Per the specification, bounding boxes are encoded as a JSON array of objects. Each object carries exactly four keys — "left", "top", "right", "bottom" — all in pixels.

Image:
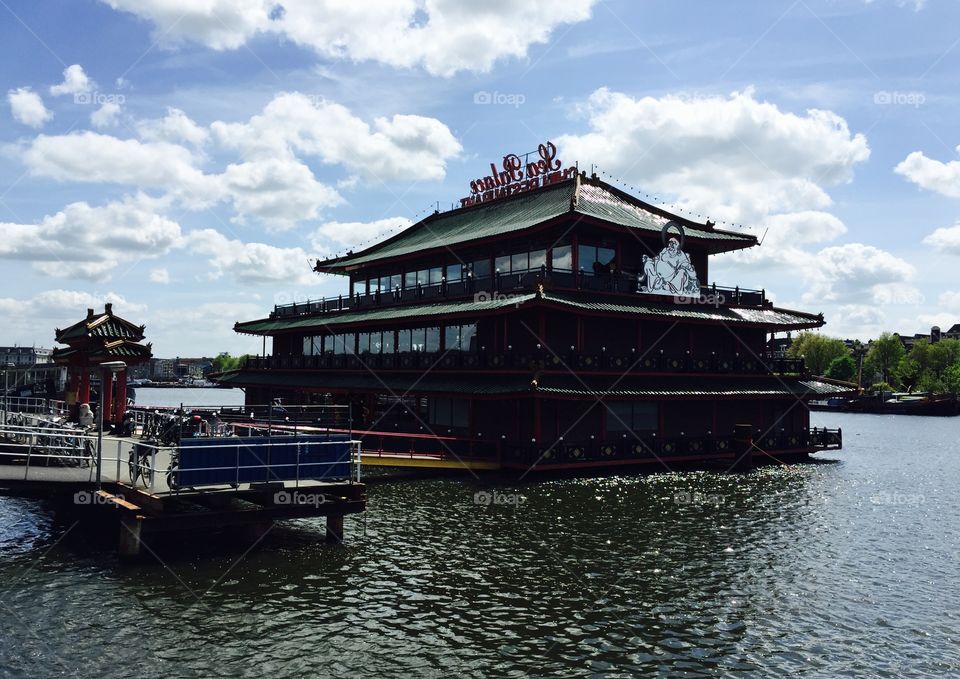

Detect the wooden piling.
[{"left": 326, "top": 514, "right": 344, "bottom": 543}]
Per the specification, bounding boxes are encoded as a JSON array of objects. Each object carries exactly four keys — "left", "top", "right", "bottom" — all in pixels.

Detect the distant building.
[
  {"left": 944, "top": 323, "right": 960, "bottom": 341},
  {"left": 0, "top": 346, "right": 53, "bottom": 366}
]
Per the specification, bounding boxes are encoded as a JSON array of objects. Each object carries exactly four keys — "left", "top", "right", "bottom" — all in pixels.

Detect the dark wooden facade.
[{"left": 219, "top": 174, "right": 848, "bottom": 470}]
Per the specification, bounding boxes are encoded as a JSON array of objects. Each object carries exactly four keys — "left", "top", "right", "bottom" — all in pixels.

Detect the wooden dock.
[{"left": 0, "top": 420, "right": 366, "bottom": 558}]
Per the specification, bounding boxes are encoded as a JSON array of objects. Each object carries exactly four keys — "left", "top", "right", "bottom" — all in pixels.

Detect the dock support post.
[
  {"left": 326, "top": 514, "right": 344, "bottom": 544},
  {"left": 731, "top": 423, "right": 754, "bottom": 472},
  {"left": 119, "top": 515, "right": 143, "bottom": 558}
]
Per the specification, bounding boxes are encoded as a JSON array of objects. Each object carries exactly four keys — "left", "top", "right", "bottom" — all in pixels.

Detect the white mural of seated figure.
[{"left": 640, "top": 223, "right": 701, "bottom": 296}]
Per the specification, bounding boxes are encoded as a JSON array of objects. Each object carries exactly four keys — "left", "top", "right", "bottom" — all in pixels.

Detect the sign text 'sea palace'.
[{"left": 460, "top": 141, "right": 579, "bottom": 208}]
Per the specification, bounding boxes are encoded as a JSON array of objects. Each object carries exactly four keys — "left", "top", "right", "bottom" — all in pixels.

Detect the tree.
[
  {"left": 825, "top": 355, "right": 857, "bottom": 381},
  {"left": 896, "top": 355, "right": 921, "bottom": 393},
  {"left": 787, "top": 333, "right": 851, "bottom": 375},
  {"left": 945, "top": 362, "right": 960, "bottom": 396},
  {"left": 863, "top": 333, "right": 905, "bottom": 385},
  {"left": 212, "top": 352, "right": 247, "bottom": 373}
]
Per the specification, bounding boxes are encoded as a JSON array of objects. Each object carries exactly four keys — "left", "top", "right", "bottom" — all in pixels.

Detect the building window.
[
  {"left": 551, "top": 244, "right": 573, "bottom": 272},
  {"left": 578, "top": 244, "right": 616, "bottom": 275},
  {"left": 302, "top": 336, "right": 322, "bottom": 355},
  {"left": 447, "top": 263, "right": 463, "bottom": 282},
  {"left": 444, "top": 323, "right": 478, "bottom": 351},
  {"left": 381, "top": 330, "right": 395, "bottom": 354},
  {"left": 605, "top": 402, "right": 658, "bottom": 434},
  {"left": 428, "top": 397, "right": 470, "bottom": 428},
  {"left": 397, "top": 329, "right": 412, "bottom": 353},
  {"left": 425, "top": 326, "right": 441, "bottom": 352},
  {"left": 472, "top": 258, "right": 491, "bottom": 279}
]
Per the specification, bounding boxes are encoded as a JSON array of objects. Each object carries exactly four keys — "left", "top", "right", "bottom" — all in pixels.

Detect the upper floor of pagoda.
[{"left": 316, "top": 172, "right": 756, "bottom": 287}]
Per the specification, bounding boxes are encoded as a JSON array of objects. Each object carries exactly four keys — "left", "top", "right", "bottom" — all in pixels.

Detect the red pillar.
[
  {"left": 114, "top": 369, "right": 127, "bottom": 424},
  {"left": 79, "top": 368, "right": 91, "bottom": 405},
  {"left": 102, "top": 370, "right": 114, "bottom": 426}
]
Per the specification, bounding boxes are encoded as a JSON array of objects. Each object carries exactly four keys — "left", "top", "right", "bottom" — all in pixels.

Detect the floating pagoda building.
[{"left": 218, "top": 146, "right": 848, "bottom": 471}]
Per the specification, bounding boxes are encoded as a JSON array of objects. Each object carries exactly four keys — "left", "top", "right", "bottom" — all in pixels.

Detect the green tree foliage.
[
  {"left": 825, "top": 355, "right": 857, "bottom": 381},
  {"left": 211, "top": 352, "right": 248, "bottom": 373},
  {"left": 894, "top": 339, "right": 960, "bottom": 393},
  {"left": 787, "top": 333, "right": 851, "bottom": 375},
  {"left": 945, "top": 363, "right": 960, "bottom": 396},
  {"left": 863, "top": 333, "right": 905, "bottom": 385}
]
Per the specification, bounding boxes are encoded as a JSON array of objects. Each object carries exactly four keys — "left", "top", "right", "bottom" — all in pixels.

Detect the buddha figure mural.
[{"left": 640, "top": 223, "right": 701, "bottom": 296}]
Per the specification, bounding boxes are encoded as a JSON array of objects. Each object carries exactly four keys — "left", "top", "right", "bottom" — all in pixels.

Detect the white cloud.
[
  {"left": 23, "top": 131, "right": 219, "bottom": 208},
  {"left": 185, "top": 229, "right": 319, "bottom": 285},
  {"left": 557, "top": 87, "right": 870, "bottom": 226},
  {"left": 923, "top": 222, "right": 960, "bottom": 254},
  {"left": 310, "top": 217, "right": 412, "bottom": 257},
  {"left": 49, "top": 65, "right": 93, "bottom": 97},
  {"left": 91, "top": 102, "right": 122, "bottom": 128},
  {"left": 210, "top": 92, "right": 461, "bottom": 181},
  {"left": 895, "top": 146, "right": 960, "bottom": 198},
  {"left": 0, "top": 194, "right": 183, "bottom": 281},
  {"left": 149, "top": 267, "right": 170, "bottom": 284},
  {"left": 20, "top": 94, "right": 454, "bottom": 227},
  {"left": 221, "top": 157, "right": 343, "bottom": 230},
  {"left": 0, "top": 289, "right": 145, "bottom": 322},
  {"left": 7, "top": 88, "right": 53, "bottom": 128},
  {"left": 137, "top": 107, "right": 209, "bottom": 146},
  {"left": 803, "top": 243, "right": 916, "bottom": 304},
  {"left": 100, "top": 0, "right": 597, "bottom": 76}
]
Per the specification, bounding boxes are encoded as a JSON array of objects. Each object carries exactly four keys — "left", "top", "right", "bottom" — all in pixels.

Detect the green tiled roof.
[
  {"left": 215, "top": 369, "right": 852, "bottom": 399},
  {"left": 56, "top": 313, "right": 145, "bottom": 343},
  {"left": 316, "top": 177, "right": 755, "bottom": 271},
  {"left": 234, "top": 291, "right": 822, "bottom": 335},
  {"left": 235, "top": 294, "right": 537, "bottom": 334},
  {"left": 543, "top": 293, "right": 824, "bottom": 328}
]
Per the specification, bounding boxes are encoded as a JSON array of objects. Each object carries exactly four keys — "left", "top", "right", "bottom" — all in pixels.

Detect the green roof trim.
[
  {"left": 215, "top": 370, "right": 852, "bottom": 399},
  {"left": 234, "top": 291, "right": 822, "bottom": 336},
  {"left": 235, "top": 294, "right": 537, "bottom": 334},
  {"left": 316, "top": 177, "right": 756, "bottom": 271}
]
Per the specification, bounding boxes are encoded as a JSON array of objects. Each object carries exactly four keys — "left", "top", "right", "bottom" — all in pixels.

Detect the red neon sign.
[{"left": 460, "top": 141, "right": 577, "bottom": 208}]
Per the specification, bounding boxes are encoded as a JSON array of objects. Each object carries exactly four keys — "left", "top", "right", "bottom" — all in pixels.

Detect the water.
[
  {"left": 0, "top": 412, "right": 958, "bottom": 677},
  {"left": 133, "top": 387, "right": 245, "bottom": 408}
]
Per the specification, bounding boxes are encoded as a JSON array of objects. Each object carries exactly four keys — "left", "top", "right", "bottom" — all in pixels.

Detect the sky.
[{"left": 2, "top": 0, "right": 960, "bottom": 356}]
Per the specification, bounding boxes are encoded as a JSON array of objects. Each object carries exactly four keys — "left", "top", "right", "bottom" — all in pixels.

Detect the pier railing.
[
  {"left": 245, "top": 352, "right": 806, "bottom": 376},
  {"left": 0, "top": 420, "right": 362, "bottom": 493}
]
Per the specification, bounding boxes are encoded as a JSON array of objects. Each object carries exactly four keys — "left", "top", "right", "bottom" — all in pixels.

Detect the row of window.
[
  {"left": 303, "top": 323, "right": 479, "bottom": 355},
  {"left": 358, "top": 242, "right": 617, "bottom": 294}
]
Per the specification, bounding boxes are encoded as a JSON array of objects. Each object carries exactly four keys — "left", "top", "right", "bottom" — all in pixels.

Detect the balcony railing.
[
  {"left": 269, "top": 269, "right": 768, "bottom": 320},
  {"left": 244, "top": 352, "right": 806, "bottom": 376}
]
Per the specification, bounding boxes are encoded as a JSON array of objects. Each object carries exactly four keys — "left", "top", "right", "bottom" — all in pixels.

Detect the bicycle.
[{"left": 128, "top": 440, "right": 156, "bottom": 487}]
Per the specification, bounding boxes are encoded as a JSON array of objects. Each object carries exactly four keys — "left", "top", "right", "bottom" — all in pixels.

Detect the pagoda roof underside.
[
  {"left": 316, "top": 177, "right": 756, "bottom": 272},
  {"left": 234, "top": 292, "right": 824, "bottom": 335},
  {"left": 52, "top": 339, "right": 152, "bottom": 364},
  {"left": 215, "top": 370, "right": 853, "bottom": 399}
]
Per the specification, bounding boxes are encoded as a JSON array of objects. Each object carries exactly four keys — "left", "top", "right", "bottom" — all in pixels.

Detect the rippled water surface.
[{"left": 1, "top": 412, "right": 958, "bottom": 677}]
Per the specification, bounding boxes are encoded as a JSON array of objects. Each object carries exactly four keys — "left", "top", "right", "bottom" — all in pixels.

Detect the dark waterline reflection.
[{"left": 0, "top": 412, "right": 958, "bottom": 677}]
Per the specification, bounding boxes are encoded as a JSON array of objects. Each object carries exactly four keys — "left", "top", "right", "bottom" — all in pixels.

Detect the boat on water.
[{"left": 810, "top": 392, "right": 960, "bottom": 416}]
